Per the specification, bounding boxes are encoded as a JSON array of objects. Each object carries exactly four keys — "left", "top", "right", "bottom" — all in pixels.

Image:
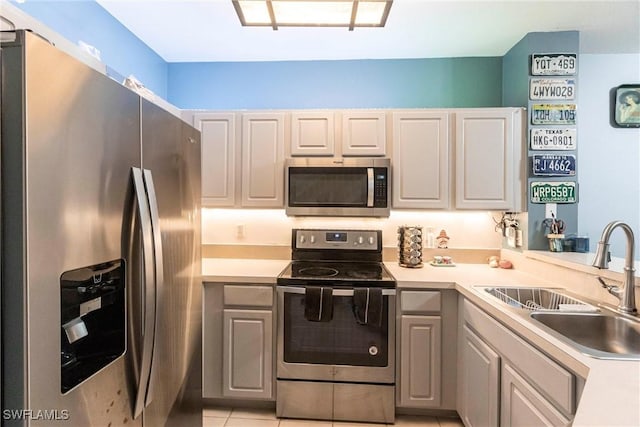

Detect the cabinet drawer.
[
  {"left": 401, "top": 291, "right": 441, "bottom": 313},
  {"left": 224, "top": 285, "right": 273, "bottom": 307},
  {"left": 463, "top": 300, "right": 575, "bottom": 416}
]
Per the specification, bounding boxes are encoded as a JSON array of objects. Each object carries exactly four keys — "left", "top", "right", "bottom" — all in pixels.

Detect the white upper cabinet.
[
  {"left": 341, "top": 111, "right": 387, "bottom": 156},
  {"left": 454, "top": 108, "right": 525, "bottom": 211},
  {"left": 193, "top": 112, "right": 237, "bottom": 207},
  {"left": 241, "top": 112, "right": 285, "bottom": 207},
  {"left": 392, "top": 111, "right": 450, "bottom": 209},
  {"left": 290, "top": 111, "right": 335, "bottom": 156}
]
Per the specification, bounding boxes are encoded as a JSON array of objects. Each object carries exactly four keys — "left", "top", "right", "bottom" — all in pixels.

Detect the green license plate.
[{"left": 530, "top": 182, "right": 577, "bottom": 203}]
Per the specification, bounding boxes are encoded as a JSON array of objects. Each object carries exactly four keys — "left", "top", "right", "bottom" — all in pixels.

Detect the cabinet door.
[
  {"left": 501, "top": 363, "right": 571, "bottom": 427},
  {"left": 341, "top": 111, "right": 387, "bottom": 156},
  {"left": 194, "top": 112, "right": 236, "bottom": 206},
  {"left": 399, "top": 315, "right": 441, "bottom": 408},
  {"left": 222, "top": 309, "right": 273, "bottom": 399},
  {"left": 392, "top": 111, "right": 450, "bottom": 208},
  {"left": 241, "top": 113, "right": 285, "bottom": 207},
  {"left": 458, "top": 325, "right": 500, "bottom": 427},
  {"left": 291, "top": 111, "right": 335, "bottom": 156},
  {"left": 454, "top": 108, "right": 524, "bottom": 210}
]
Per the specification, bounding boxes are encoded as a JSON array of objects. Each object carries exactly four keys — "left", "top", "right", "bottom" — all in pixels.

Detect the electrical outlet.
[{"left": 545, "top": 203, "right": 557, "bottom": 219}]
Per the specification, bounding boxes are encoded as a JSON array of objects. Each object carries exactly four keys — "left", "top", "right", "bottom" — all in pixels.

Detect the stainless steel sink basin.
[
  {"left": 481, "top": 287, "right": 595, "bottom": 311},
  {"left": 530, "top": 311, "right": 640, "bottom": 360}
]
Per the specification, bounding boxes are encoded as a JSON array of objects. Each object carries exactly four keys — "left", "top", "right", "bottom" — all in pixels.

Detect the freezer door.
[
  {"left": 1, "top": 31, "right": 142, "bottom": 426},
  {"left": 140, "top": 99, "right": 202, "bottom": 427}
]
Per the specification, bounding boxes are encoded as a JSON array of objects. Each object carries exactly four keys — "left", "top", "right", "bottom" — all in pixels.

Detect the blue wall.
[
  {"left": 10, "top": 0, "right": 168, "bottom": 98},
  {"left": 168, "top": 57, "right": 503, "bottom": 109},
  {"left": 10, "top": 1, "right": 503, "bottom": 109}
]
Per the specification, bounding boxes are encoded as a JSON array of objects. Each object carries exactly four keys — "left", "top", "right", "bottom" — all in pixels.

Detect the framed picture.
[{"left": 614, "top": 84, "right": 640, "bottom": 127}]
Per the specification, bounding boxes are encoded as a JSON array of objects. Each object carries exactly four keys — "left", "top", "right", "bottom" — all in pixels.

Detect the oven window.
[
  {"left": 288, "top": 168, "right": 367, "bottom": 207},
  {"left": 283, "top": 293, "right": 388, "bottom": 367}
]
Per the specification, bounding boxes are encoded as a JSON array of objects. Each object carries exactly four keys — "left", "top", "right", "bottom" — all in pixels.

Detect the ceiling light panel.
[
  {"left": 233, "top": 0, "right": 393, "bottom": 29},
  {"left": 273, "top": 2, "right": 353, "bottom": 25}
]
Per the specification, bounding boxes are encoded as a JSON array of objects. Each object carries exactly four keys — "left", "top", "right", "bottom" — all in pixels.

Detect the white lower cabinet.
[
  {"left": 397, "top": 290, "right": 457, "bottom": 411},
  {"left": 501, "top": 363, "right": 571, "bottom": 427},
  {"left": 457, "top": 298, "right": 579, "bottom": 427},
  {"left": 458, "top": 325, "right": 500, "bottom": 427},
  {"left": 223, "top": 309, "right": 273, "bottom": 399},
  {"left": 399, "top": 315, "right": 442, "bottom": 407},
  {"left": 203, "top": 284, "right": 274, "bottom": 400}
]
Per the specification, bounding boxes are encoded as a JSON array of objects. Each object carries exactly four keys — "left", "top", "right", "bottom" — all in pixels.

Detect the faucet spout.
[{"left": 592, "top": 221, "right": 636, "bottom": 315}]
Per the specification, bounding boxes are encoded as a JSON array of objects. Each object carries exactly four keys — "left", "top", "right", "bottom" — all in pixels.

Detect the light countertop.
[
  {"left": 202, "top": 258, "right": 289, "bottom": 284},
  {"left": 202, "top": 258, "right": 640, "bottom": 426}
]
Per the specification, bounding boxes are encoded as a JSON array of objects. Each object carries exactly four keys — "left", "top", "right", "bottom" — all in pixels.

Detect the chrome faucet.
[{"left": 592, "top": 221, "right": 637, "bottom": 315}]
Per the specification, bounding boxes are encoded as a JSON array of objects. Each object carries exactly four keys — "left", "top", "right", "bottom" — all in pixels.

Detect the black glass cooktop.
[{"left": 277, "top": 261, "right": 396, "bottom": 288}]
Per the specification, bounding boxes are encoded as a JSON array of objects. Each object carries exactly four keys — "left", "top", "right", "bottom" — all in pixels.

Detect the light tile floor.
[{"left": 203, "top": 407, "right": 464, "bottom": 427}]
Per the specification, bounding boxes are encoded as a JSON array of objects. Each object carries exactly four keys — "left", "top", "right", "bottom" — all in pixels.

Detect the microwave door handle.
[{"left": 367, "top": 168, "right": 374, "bottom": 207}]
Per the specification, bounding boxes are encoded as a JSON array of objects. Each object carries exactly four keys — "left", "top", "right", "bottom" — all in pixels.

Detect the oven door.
[{"left": 276, "top": 286, "right": 395, "bottom": 384}]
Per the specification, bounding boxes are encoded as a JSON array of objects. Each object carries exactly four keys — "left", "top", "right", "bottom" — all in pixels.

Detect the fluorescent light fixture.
[{"left": 232, "top": 0, "right": 393, "bottom": 31}]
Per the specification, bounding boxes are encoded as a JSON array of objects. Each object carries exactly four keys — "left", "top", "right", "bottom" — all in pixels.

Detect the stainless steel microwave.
[{"left": 285, "top": 158, "right": 391, "bottom": 217}]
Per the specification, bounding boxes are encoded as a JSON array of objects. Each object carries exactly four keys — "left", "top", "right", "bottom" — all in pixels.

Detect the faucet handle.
[{"left": 597, "top": 277, "right": 622, "bottom": 299}]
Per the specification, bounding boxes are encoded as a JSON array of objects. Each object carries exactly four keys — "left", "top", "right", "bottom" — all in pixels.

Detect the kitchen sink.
[
  {"left": 530, "top": 311, "right": 640, "bottom": 360},
  {"left": 476, "top": 286, "right": 640, "bottom": 359},
  {"left": 481, "top": 287, "right": 596, "bottom": 311}
]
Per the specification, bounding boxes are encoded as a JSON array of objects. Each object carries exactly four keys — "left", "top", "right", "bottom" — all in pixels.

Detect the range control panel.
[{"left": 294, "top": 229, "right": 380, "bottom": 250}]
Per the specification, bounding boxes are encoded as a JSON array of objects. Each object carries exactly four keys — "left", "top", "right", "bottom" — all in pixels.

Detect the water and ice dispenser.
[{"left": 60, "top": 259, "right": 126, "bottom": 393}]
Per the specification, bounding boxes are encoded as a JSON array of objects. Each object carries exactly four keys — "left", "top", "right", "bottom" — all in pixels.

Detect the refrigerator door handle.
[
  {"left": 129, "top": 167, "right": 158, "bottom": 419},
  {"left": 141, "top": 169, "right": 164, "bottom": 408}
]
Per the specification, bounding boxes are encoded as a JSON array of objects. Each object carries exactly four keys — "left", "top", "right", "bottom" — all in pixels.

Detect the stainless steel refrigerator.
[{"left": 1, "top": 30, "right": 202, "bottom": 427}]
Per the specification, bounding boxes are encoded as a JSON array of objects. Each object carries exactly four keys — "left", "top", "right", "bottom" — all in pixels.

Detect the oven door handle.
[{"left": 278, "top": 286, "right": 396, "bottom": 296}]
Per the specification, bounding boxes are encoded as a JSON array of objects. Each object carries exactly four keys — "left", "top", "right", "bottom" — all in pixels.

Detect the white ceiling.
[{"left": 97, "top": 0, "right": 640, "bottom": 62}]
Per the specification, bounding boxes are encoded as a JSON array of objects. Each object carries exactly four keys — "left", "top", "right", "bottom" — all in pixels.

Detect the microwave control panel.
[{"left": 373, "top": 168, "right": 388, "bottom": 207}]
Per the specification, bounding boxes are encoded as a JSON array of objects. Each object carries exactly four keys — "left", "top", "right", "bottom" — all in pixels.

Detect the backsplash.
[{"left": 202, "top": 209, "right": 504, "bottom": 249}]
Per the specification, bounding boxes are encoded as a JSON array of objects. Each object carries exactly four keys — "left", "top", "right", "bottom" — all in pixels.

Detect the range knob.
[
  {"left": 368, "top": 236, "right": 375, "bottom": 245},
  {"left": 310, "top": 235, "right": 316, "bottom": 244},
  {"left": 299, "top": 235, "right": 306, "bottom": 244},
  {"left": 358, "top": 236, "right": 364, "bottom": 245}
]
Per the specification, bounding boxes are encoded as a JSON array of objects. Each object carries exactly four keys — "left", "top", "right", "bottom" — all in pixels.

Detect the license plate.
[
  {"left": 530, "top": 182, "right": 577, "bottom": 203},
  {"left": 530, "top": 128, "right": 577, "bottom": 150},
  {"left": 531, "top": 104, "right": 576, "bottom": 125},
  {"left": 530, "top": 78, "right": 576, "bottom": 100},
  {"left": 532, "top": 155, "right": 576, "bottom": 176},
  {"left": 531, "top": 53, "right": 577, "bottom": 75}
]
